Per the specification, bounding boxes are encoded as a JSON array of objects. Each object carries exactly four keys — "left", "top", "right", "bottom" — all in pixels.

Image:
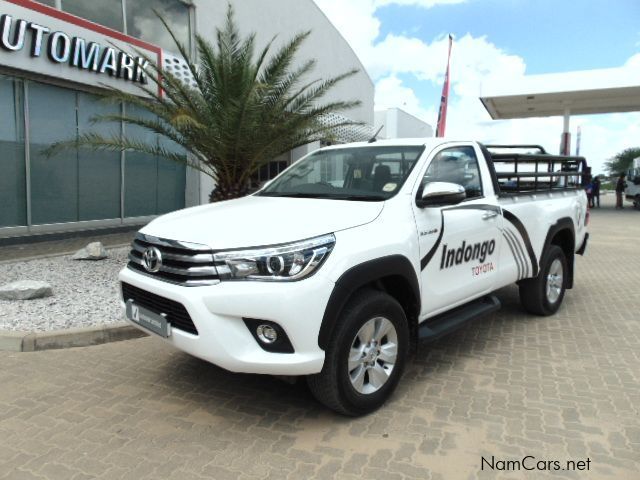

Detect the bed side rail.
[{"left": 483, "top": 145, "right": 589, "bottom": 195}]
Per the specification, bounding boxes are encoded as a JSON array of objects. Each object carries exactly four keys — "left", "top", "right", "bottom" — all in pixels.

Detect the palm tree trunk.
[{"left": 209, "top": 180, "right": 251, "bottom": 202}]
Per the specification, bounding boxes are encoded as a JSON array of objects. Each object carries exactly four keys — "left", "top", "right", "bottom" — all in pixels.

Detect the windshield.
[{"left": 258, "top": 145, "right": 425, "bottom": 201}]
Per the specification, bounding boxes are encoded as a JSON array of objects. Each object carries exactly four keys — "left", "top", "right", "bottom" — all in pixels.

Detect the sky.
[{"left": 313, "top": 0, "right": 640, "bottom": 174}]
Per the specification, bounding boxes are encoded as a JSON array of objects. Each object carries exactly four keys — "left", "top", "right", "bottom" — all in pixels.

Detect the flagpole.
[{"left": 436, "top": 34, "right": 453, "bottom": 137}]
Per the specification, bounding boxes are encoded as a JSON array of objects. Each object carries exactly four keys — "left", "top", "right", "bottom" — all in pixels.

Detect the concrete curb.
[{"left": 0, "top": 322, "right": 148, "bottom": 352}]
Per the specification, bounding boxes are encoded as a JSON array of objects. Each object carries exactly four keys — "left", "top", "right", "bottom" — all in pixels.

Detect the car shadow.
[{"left": 143, "top": 284, "right": 540, "bottom": 419}]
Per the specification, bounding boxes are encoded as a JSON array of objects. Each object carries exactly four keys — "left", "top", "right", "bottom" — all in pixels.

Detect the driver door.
[{"left": 412, "top": 144, "right": 502, "bottom": 318}]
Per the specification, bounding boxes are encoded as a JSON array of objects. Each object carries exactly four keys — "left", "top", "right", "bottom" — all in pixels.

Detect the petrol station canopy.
[{"left": 480, "top": 66, "right": 640, "bottom": 119}]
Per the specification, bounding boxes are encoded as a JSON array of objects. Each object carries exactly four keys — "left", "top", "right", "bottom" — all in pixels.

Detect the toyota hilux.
[{"left": 120, "top": 139, "right": 589, "bottom": 415}]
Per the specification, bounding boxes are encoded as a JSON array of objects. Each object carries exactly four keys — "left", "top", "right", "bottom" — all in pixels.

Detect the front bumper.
[{"left": 119, "top": 267, "right": 334, "bottom": 375}]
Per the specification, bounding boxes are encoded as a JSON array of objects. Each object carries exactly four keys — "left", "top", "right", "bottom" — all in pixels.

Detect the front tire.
[
  {"left": 519, "top": 245, "right": 568, "bottom": 316},
  {"left": 307, "top": 289, "right": 409, "bottom": 416}
]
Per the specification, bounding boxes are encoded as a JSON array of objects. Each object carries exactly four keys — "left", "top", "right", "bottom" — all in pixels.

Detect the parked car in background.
[{"left": 625, "top": 157, "right": 640, "bottom": 209}]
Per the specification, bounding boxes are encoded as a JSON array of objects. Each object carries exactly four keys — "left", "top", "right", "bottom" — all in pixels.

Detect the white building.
[
  {"left": 0, "top": 0, "right": 374, "bottom": 238},
  {"left": 374, "top": 108, "right": 433, "bottom": 139}
]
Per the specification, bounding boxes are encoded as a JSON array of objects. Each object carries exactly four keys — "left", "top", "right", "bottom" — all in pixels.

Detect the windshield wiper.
[
  {"left": 257, "top": 192, "right": 325, "bottom": 198},
  {"left": 257, "top": 192, "right": 387, "bottom": 201},
  {"left": 329, "top": 194, "right": 387, "bottom": 201}
]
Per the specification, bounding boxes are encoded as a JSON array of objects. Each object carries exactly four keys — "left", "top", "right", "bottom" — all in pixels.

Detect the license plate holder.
[{"left": 126, "top": 300, "right": 171, "bottom": 338}]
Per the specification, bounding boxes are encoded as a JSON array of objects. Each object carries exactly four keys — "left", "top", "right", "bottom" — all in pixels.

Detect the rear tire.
[
  {"left": 307, "top": 289, "right": 409, "bottom": 416},
  {"left": 519, "top": 245, "right": 567, "bottom": 316}
]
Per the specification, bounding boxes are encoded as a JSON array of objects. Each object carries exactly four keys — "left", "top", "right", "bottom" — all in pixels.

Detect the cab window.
[{"left": 420, "top": 146, "right": 483, "bottom": 199}]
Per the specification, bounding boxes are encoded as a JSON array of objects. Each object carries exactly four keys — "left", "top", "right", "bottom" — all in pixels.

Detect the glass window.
[
  {"left": 0, "top": 77, "right": 27, "bottom": 227},
  {"left": 259, "top": 146, "right": 424, "bottom": 201},
  {"left": 157, "top": 132, "right": 186, "bottom": 214},
  {"left": 124, "top": 104, "right": 158, "bottom": 217},
  {"left": 421, "top": 146, "right": 483, "bottom": 199},
  {"left": 252, "top": 154, "right": 290, "bottom": 189},
  {"left": 34, "top": 0, "right": 56, "bottom": 7},
  {"left": 1, "top": 76, "right": 188, "bottom": 230},
  {"left": 157, "top": 157, "right": 185, "bottom": 214},
  {"left": 62, "top": 0, "right": 124, "bottom": 32},
  {"left": 123, "top": 105, "right": 186, "bottom": 217},
  {"left": 77, "top": 93, "right": 122, "bottom": 221},
  {"left": 29, "top": 82, "right": 79, "bottom": 225},
  {"left": 126, "top": 0, "right": 191, "bottom": 51}
]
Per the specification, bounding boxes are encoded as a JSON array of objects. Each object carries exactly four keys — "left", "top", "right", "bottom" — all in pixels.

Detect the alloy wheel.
[{"left": 347, "top": 316, "right": 398, "bottom": 394}]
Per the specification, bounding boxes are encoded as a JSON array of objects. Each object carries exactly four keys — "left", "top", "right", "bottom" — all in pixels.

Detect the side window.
[{"left": 421, "top": 146, "right": 483, "bottom": 199}]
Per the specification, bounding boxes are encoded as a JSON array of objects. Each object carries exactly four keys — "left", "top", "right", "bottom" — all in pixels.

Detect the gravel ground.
[{"left": 0, "top": 247, "right": 129, "bottom": 332}]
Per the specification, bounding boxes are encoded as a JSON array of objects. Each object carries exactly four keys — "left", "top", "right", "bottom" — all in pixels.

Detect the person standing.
[
  {"left": 592, "top": 176, "right": 601, "bottom": 208},
  {"left": 585, "top": 176, "right": 594, "bottom": 208},
  {"left": 616, "top": 173, "right": 627, "bottom": 209}
]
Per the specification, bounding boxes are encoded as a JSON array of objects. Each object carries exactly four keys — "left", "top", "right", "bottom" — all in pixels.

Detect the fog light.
[
  {"left": 256, "top": 324, "right": 278, "bottom": 344},
  {"left": 244, "top": 318, "right": 294, "bottom": 353}
]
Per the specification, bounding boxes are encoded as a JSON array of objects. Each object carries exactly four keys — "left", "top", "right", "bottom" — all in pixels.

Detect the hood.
[{"left": 141, "top": 195, "right": 384, "bottom": 249}]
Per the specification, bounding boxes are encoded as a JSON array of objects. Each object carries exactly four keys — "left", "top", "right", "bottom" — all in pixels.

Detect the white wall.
[
  {"left": 291, "top": 141, "right": 322, "bottom": 163},
  {"left": 374, "top": 111, "right": 391, "bottom": 139},
  {"left": 199, "top": 172, "right": 216, "bottom": 205},
  {"left": 374, "top": 108, "right": 433, "bottom": 139}
]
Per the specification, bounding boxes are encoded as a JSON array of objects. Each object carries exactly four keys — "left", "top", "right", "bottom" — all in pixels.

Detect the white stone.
[
  {"left": 0, "top": 280, "right": 53, "bottom": 300},
  {"left": 72, "top": 242, "right": 108, "bottom": 261}
]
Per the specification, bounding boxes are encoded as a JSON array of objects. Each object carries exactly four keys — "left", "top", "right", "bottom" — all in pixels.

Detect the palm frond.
[
  {"left": 258, "top": 31, "right": 311, "bottom": 88},
  {"left": 50, "top": 3, "right": 363, "bottom": 202}
]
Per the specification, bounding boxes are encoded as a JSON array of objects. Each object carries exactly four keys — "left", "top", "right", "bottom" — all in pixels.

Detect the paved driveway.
[{"left": 1, "top": 195, "right": 638, "bottom": 480}]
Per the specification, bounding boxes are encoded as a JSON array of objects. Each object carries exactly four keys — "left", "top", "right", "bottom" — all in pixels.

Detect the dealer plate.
[{"left": 126, "top": 300, "right": 171, "bottom": 338}]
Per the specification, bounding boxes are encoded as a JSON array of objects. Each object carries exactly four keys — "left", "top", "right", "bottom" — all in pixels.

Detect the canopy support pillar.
[{"left": 560, "top": 107, "right": 571, "bottom": 155}]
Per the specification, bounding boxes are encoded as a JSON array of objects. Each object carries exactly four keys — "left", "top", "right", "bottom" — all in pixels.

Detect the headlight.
[{"left": 213, "top": 234, "right": 335, "bottom": 281}]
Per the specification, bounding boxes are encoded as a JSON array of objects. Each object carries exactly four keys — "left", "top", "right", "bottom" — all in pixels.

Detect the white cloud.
[
  {"left": 573, "top": 112, "right": 640, "bottom": 173},
  {"left": 314, "top": 0, "right": 640, "bottom": 174},
  {"left": 374, "top": 74, "right": 436, "bottom": 122},
  {"left": 314, "top": 0, "right": 380, "bottom": 57},
  {"left": 353, "top": 30, "right": 529, "bottom": 141},
  {"left": 624, "top": 52, "right": 640, "bottom": 71}
]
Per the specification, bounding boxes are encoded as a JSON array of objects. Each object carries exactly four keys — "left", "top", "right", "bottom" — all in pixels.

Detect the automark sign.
[
  {"left": 0, "top": 14, "right": 149, "bottom": 83},
  {"left": 0, "top": 0, "right": 161, "bottom": 95}
]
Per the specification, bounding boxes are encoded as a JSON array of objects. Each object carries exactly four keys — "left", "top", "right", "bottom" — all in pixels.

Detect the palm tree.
[
  {"left": 605, "top": 147, "right": 640, "bottom": 176},
  {"left": 49, "top": 5, "right": 362, "bottom": 202}
]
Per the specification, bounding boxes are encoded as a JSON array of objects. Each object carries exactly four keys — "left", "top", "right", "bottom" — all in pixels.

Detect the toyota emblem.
[{"left": 142, "top": 246, "right": 163, "bottom": 273}]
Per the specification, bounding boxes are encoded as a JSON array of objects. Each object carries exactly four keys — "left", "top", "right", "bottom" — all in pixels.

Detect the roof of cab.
[{"left": 320, "top": 138, "right": 475, "bottom": 150}]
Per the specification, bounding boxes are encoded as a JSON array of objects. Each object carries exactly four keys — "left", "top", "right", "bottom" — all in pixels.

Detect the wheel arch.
[
  {"left": 542, "top": 218, "right": 575, "bottom": 289},
  {"left": 318, "top": 255, "right": 420, "bottom": 351}
]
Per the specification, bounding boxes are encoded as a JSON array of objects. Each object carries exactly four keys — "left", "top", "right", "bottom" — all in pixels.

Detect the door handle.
[{"left": 482, "top": 211, "right": 498, "bottom": 220}]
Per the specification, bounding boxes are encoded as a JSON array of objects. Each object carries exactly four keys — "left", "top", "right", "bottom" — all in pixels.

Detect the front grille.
[
  {"left": 121, "top": 282, "right": 198, "bottom": 335},
  {"left": 127, "top": 233, "right": 219, "bottom": 286}
]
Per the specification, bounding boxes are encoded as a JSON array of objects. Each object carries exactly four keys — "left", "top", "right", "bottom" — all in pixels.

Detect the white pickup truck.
[{"left": 120, "top": 139, "right": 589, "bottom": 415}]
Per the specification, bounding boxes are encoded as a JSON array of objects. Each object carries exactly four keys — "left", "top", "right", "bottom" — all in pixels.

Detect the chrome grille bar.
[
  {"left": 127, "top": 233, "right": 220, "bottom": 287},
  {"left": 130, "top": 242, "right": 215, "bottom": 263}
]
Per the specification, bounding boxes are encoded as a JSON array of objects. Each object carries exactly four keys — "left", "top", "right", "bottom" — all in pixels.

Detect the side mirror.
[{"left": 416, "top": 182, "right": 466, "bottom": 208}]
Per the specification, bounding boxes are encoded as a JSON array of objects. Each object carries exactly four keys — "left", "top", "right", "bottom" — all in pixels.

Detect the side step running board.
[{"left": 418, "top": 294, "right": 501, "bottom": 342}]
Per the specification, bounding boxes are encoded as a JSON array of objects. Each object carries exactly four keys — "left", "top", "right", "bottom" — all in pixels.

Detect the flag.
[{"left": 436, "top": 35, "right": 453, "bottom": 137}]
